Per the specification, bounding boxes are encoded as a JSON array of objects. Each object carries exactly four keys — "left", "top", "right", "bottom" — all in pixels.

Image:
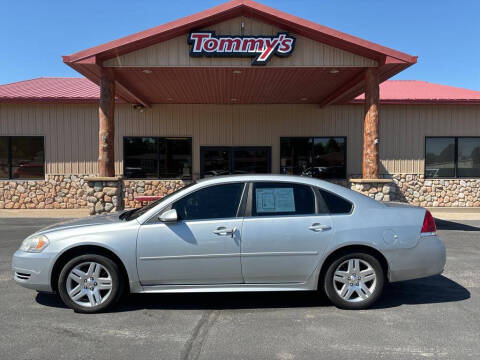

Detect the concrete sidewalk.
[
  {"left": 0, "top": 207, "right": 479, "bottom": 220},
  {"left": 0, "top": 209, "right": 90, "bottom": 218},
  {"left": 428, "top": 207, "right": 480, "bottom": 221}
]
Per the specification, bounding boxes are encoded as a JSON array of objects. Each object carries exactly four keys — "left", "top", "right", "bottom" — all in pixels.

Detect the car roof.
[
  {"left": 197, "top": 173, "right": 311, "bottom": 184},
  {"left": 196, "top": 174, "right": 347, "bottom": 192}
]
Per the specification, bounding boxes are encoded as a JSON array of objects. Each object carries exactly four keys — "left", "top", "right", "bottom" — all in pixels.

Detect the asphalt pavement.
[{"left": 0, "top": 217, "right": 479, "bottom": 360}]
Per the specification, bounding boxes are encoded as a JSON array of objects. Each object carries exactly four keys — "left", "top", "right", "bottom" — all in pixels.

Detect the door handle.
[
  {"left": 213, "top": 226, "right": 237, "bottom": 237},
  {"left": 309, "top": 223, "right": 331, "bottom": 232}
]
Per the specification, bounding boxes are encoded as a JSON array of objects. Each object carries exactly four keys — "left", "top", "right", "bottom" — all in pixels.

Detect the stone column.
[{"left": 85, "top": 177, "right": 124, "bottom": 215}]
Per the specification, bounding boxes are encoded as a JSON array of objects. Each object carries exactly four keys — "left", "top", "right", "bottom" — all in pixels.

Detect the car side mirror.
[{"left": 158, "top": 209, "right": 178, "bottom": 222}]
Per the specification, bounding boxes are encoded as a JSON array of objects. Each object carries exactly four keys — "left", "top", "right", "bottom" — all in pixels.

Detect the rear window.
[
  {"left": 319, "top": 189, "right": 353, "bottom": 214},
  {"left": 252, "top": 182, "right": 315, "bottom": 216}
]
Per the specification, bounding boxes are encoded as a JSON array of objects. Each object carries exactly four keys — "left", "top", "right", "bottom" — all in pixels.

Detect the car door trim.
[
  {"left": 146, "top": 181, "right": 247, "bottom": 224},
  {"left": 139, "top": 253, "right": 242, "bottom": 261},
  {"left": 242, "top": 251, "right": 319, "bottom": 257},
  {"left": 140, "top": 250, "right": 319, "bottom": 261}
]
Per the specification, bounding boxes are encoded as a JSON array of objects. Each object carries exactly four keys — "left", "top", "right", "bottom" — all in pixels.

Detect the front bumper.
[
  {"left": 12, "top": 250, "right": 55, "bottom": 292},
  {"left": 387, "top": 234, "right": 446, "bottom": 282}
]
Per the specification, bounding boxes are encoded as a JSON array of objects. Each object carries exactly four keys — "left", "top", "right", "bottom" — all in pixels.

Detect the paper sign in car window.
[
  {"left": 274, "top": 188, "right": 295, "bottom": 212},
  {"left": 256, "top": 187, "right": 295, "bottom": 213}
]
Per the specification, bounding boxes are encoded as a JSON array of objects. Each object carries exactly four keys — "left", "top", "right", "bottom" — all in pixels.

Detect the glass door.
[{"left": 200, "top": 146, "right": 271, "bottom": 177}]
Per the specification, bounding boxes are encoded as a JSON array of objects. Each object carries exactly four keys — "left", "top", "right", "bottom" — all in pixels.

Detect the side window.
[
  {"left": 319, "top": 189, "right": 353, "bottom": 214},
  {"left": 252, "top": 182, "right": 315, "bottom": 217},
  {"left": 172, "top": 183, "right": 244, "bottom": 220}
]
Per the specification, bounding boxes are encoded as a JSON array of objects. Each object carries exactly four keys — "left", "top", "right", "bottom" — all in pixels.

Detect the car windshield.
[{"left": 122, "top": 181, "right": 197, "bottom": 221}]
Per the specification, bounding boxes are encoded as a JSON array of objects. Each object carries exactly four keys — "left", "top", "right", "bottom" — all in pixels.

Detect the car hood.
[{"left": 33, "top": 212, "right": 125, "bottom": 236}]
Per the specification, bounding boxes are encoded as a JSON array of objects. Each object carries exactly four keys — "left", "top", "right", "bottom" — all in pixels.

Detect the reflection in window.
[
  {"left": 233, "top": 148, "right": 270, "bottom": 174},
  {"left": 0, "top": 137, "right": 8, "bottom": 179},
  {"left": 458, "top": 138, "right": 480, "bottom": 177},
  {"left": 0, "top": 136, "right": 44, "bottom": 180},
  {"left": 201, "top": 147, "right": 271, "bottom": 177},
  {"left": 172, "top": 183, "right": 244, "bottom": 220},
  {"left": 319, "top": 189, "right": 353, "bottom": 214},
  {"left": 280, "top": 137, "right": 346, "bottom": 179},
  {"left": 425, "top": 138, "right": 455, "bottom": 178},
  {"left": 425, "top": 137, "right": 480, "bottom": 178},
  {"left": 124, "top": 137, "right": 192, "bottom": 179}
]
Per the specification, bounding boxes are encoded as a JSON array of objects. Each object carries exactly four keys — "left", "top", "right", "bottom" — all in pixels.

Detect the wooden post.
[
  {"left": 98, "top": 68, "right": 115, "bottom": 177},
  {"left": 362, "top": 68, "right": 380, "bottom": 179}
]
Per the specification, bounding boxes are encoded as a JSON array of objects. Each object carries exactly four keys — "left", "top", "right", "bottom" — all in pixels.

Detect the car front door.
[
  {"left": 241, "top": 182, "right": 333, "bottom": 283},
  {"left": 136, "top": 182, "right": 246, "bottom": 285}
]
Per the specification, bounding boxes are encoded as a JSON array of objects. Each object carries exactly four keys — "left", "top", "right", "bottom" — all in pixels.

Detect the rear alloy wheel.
[
  {"left": 58, "top": 254, "right": 124, "bottom": 313},
  {"left": 324, "top": 252, "right": 384, "bottom": 309}
]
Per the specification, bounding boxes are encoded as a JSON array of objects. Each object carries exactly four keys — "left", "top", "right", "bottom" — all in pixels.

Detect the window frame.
[
  {"left": 123, "top": 136, "right": 193, "bottom": 180},
  {"left": 160, "top": 182, "right": 248, "bottom": 222},
  {"left": 425, "top": 136, "right": 480, "bottom": 179},
  {"left": 279, "top": 136, "right": 347, "bottom": 179},
  {"left": 245, "top": 181, "right": 322, "bottom": 218},
  {"left": 315, "top": 187, "right": 354, "bottom": 215},
  {"left": 0, "top": 135, "right": 45, "bottom": 180}
]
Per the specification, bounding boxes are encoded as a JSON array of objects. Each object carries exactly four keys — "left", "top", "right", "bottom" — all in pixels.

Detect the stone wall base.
[
  {"left": 390, "top": 174, "right": 480, "bottom": 207},
  {"left": 0, "top": 175, "right": 89, "bottom": 209},
  {"left": 349, "top": 178, "right": 396, "bottom": 202},
  {"left": 1, "top": 174, "right": 479, "bottom": 212},
  {"left": 85, "top": 177, "right": 124, "bottom": 215},
  {"left": 348, "top": 174, "right": 480, "bottom": 207},
  {"left": 123, "top": 180, "right": 187, "bottom": 208}
]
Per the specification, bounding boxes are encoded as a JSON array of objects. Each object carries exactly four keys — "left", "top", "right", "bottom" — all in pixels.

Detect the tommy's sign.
[{"left": 188, "top": 31, "right": 296, "bottom": 65}]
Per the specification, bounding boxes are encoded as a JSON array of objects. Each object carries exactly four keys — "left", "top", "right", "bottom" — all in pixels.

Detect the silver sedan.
[{"left": 12, "top": 175, "right": 446, "bottom": 312}]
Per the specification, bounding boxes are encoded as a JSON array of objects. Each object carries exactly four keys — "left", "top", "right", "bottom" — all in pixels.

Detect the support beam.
[
  {"left": 98, "top": 68, "right": 116, "bottom": 177},
  {"left": 362, "top": 68, "right": 380, "bottom": 179}
]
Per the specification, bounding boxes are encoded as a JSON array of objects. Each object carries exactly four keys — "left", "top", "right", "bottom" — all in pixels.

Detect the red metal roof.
[
  {"left": 0, "top": 77, "right": 103, "bottom": 104},
  {"left": 1, "top": 78, "right": 479, "bottom": 104},
  {"left": 353, "top": 80, "right": 480, "bottom": 104}
]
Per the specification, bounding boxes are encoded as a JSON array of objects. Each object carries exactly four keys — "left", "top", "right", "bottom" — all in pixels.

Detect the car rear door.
[
  {"left": 240, "top": 181, "right": 333, "bottom": 283},
  {"left": 136, "top": 182, "right": 247, "bottom": 285}
]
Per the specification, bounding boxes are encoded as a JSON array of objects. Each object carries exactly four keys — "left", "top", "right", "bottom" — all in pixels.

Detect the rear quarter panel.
[
  {"left": 310, "top": 201, "right": 427, "bottom": 286},
  {"left": 329, "top": 204, "right": 426, "bottom": 252}
]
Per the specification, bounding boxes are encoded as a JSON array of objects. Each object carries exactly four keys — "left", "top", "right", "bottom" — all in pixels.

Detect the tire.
[
  {"left": 58, "top": 254, "right": 124, "bottom": 313},
  {"left": 323, "top": 252, "right": 384, "bottom": 310}
]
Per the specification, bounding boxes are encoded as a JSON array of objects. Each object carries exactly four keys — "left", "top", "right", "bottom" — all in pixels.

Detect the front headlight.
[{"left": 19, "top": 235, "right": 50, "bottom": 253}]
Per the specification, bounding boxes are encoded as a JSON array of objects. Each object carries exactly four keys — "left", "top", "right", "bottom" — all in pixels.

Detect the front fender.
[{"left": 44, "top": 222, "right": 141, "bottom": 292}]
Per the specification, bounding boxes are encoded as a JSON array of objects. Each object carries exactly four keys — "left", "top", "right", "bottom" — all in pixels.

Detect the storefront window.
[
  {"left": 0, "top": 137, "right": 8, "bottom": 179},
  {"left": 425, "top": 137, "right": 480, "bottom": 178},
  {"left": 0, "top": 136, "right": 45, "bottom": 180},
  {"left": 457, "top": 138, "right": 480, "bottom": 177},
  {"left": 280, "top": 137, "right": 346, "bottom": 179},
  {"left": 124, "top": 137, "right": 192, "bottom": 179},
  {"left": 200, "top": 146, "right": 271, "bottom": 177}
]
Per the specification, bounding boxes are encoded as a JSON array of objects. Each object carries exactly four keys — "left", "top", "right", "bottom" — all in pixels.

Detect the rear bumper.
[
  {"left": 387, "top": 234, "right": 446, "bottom": 282},
  {"left": 12, "top": 250, "right": 55, "bottom": 292}
]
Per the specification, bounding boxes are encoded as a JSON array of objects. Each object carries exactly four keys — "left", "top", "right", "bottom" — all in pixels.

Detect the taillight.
[{"left": 421, "top": 210, "right": 437, "bottom": 234}]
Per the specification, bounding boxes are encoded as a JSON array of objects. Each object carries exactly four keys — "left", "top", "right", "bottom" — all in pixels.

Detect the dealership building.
[{"left": 1, "top": 0, "right": 480, "bottom": 213}]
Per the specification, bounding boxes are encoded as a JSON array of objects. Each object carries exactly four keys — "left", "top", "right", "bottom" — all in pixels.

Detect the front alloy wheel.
[
  {"left": 66, "top": 262, "right": 113, "bottom": 308},
  {"left": 58, "top": 254, "right": 123, "bottom": 313},
  {"left": 324, "top": 252, "right": 384, "bottom": 309}
]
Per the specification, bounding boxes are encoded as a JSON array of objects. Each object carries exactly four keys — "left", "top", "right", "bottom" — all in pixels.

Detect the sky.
[{"left": 1, "top": 0, "right": 479, "bottom": 90}]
